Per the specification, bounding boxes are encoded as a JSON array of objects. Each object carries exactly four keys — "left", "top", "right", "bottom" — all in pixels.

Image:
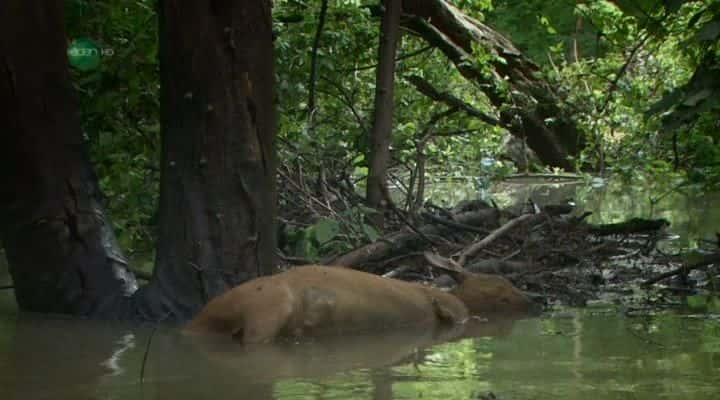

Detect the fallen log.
[{"left": 588, "top": 218, "right": 670, "bottom": 236}]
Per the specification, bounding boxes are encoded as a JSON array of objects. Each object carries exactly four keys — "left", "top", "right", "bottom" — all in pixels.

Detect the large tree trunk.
[
  {"left": 367, "top": 0, "right": 402, "bottom": 220},
  {"left": 402, "top": 0, "right": 584, "bottom": 170},
  {"left": 0, "top": 1, "right": 139, "bottom": 317},
  {"left": 151, "top": 0, "right": 277, "bottom": 318},
  {"left": 0, "top": 1, "right": 277, "bottom": 322}
]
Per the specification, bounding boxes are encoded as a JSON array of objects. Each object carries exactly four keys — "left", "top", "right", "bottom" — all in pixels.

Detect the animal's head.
[
  {"left": 451, "top": 272, "right": 537, "bottom": 316},
  {"left": 423, "top": 251, "right": 544, "bottom": 317}
]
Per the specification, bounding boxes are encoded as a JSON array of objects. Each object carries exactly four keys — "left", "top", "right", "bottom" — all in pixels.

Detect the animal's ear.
[{"left": 423, "top": 252, "right": 470, "bottom": 283}]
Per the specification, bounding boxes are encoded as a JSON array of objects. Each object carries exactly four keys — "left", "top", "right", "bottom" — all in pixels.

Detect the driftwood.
[
  {"left": 457, "top": 214, "right": 542, "bottom": 266},
  {"left": 328, "top": 208, "right": 500, "bottom": 267},
  {"left": 589, "top": 218, "right": 670, "bottom": 236}
]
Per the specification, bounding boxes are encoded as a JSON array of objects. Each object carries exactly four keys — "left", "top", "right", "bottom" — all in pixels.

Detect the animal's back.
[
  {"left": 282, "top": 266, "right": 449, "bottom": 332},
  {"left": 184, "top": 265, "right": 469, "bottom": 341}
]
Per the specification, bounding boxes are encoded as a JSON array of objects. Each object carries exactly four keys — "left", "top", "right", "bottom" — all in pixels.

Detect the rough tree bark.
[
  {"left": 402, "top": 0, "right": 584, "bottom": 169},
  {"left": 367, "top": 0, "right": 402, "bottom": 221},
  {"left": 0, "top": 1, "right": 139, "bottom": 317},
  {"left": 151, "top": 0, "right": 277, "bottom": 318},
  {"left": 0, "top": 1, "right": 277, "bottom": 322}
]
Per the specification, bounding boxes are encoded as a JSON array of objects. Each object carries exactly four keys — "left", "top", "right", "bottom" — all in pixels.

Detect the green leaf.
[
  {"left": 361, "top": 223, "right": 381, "bottom": 242},
  {"left": 312, "top": 218, "right": 341, "bottom": 245}
]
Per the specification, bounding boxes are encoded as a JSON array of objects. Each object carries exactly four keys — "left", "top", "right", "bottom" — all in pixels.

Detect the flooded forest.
[{"left": 1, "top": 1, "right": 719, "bottom": 399}]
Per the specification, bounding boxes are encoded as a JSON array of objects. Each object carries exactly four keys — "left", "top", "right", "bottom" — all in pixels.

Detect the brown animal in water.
[{"left": 184, "top": 264, "right": 536, "bottom": 344}]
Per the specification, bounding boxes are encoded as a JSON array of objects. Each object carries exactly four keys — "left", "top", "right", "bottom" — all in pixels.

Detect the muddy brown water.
[
  {"left": 0, "top": 304, "right": 719, "bottom": 400},
  {"left": 1, "top": 178, "right": 720, "bottom": 399}
]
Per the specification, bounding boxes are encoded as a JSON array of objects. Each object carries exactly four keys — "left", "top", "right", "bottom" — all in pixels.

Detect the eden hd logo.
[{"left": 67, "top": 38, "right": 114, "bottom": 71}]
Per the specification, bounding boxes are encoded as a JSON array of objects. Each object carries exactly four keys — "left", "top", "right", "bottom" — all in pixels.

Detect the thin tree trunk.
[
  {"left": 573, "top": 16, "right": 583, "bottom": 63},
  {"left": 367, "top": 0, "right": 402, "bottom": 222},
  {"left": 0, "top": 0, "right": 138, "bottom": 317},
  {"left": 307, "top": 0, "right": 329, "bottom": 117},
  {"left": 152, "top": 0, "right": 277, "bottom": 318}
]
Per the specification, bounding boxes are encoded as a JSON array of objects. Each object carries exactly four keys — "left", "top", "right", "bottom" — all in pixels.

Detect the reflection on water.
[
  {"left": 0, "top": 309, "right": 719, "bottom": 400},
  {"left": 2, "top": 178, "right": 720, "bottom": 399},
  {"left": 0, "top": 252, "right": 14, "bottom": 315},
  {"left": 428, "top": 175, "right": 720, "bottom": 251}
]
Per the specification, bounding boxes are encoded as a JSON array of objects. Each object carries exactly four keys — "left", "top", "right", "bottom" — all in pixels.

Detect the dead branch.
[
  {"left": 406, "top": 75, "right": 501, "bottom": 126},
  {"left": 588, "top": 218, "right": 670, "bottom": 236},
  {"left": 424, "top": 251, "right": 465, "bottom": 273},
  {"left": 328, "top": 209, "right": 500, "bottom": 267},
  {"left": 457, "top": 213, "right": 542, "bottom": 266}
]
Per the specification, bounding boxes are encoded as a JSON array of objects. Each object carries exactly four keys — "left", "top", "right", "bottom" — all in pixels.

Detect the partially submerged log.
[{"left": 588, "top": 218, "right": 670, "bottom": 236}]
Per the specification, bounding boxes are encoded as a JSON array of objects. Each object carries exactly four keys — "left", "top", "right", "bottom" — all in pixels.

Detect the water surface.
[{"left": 0, "top": 308, "right": 718, "bottom": 399}]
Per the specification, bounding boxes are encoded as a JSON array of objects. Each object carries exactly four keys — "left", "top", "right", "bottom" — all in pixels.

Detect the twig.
[
  {"left": 346, "top": 45, "right": 433, "bottom": 72},
  {"left": 140, "top": 324, "right": 158, "bottom": 384},
  {"left": 0, "top": 285, "right": 14, "bottom": 291},
  {"left": 278, "top": 169, "right": 335, "bottom": 214},
  {"left": 457, "top": 214, "right": 540, "bottom": 266},
  {"left": 406, "top": 74, "right": 501, "bottom": 126},
  {"left": 379, "top": 251, "right": 425, "bottom": 267},
  {"left": 599, "top": 33, "right": 649, "bottom": 112},
  {"left": 384, "top": 190, "right": 438, "bottom": 246}
]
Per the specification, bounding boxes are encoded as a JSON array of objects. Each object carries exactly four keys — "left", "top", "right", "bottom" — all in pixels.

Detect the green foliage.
[
  {"left": 488, "top": 0, "right": 607, "bottom": 63},
  {"left": 66, "top": 0, "right": 160, "bottom": 254},
  {"left": 505, "top": 0, "right": 720, "bottom": 186},
  {"left": 282, "top": 207, "right": 380, "bottom": 261},
  {"left": 64, "top": 0, "right": 720, "bottom": 254}
]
